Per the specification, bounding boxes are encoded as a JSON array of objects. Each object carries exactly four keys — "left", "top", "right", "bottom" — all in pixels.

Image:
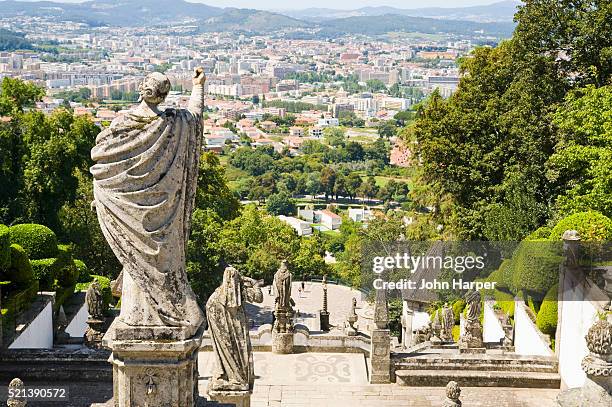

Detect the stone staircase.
[{"left": 393, "top": 353, "right": 560, "bottom": 388}]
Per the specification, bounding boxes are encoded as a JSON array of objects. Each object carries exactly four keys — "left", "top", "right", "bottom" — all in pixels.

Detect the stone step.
[
  {"left": 395, "top": 369, "right": 561, "bottom": 388},
  {"left": 394, "top": 358, "right": 558, "bottom": 373}
]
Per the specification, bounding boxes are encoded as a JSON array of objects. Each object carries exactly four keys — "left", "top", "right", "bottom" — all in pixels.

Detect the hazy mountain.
[
  {"left": 277, "top": 1, "right": 521, "bottom": 23},
  {"left": 320, "top": 14, "right": 515, "bottom": 37},
  {"left": 200, "top": 8, "right": 312, "bottom": 33},
  {"left": 0, "top": 0, "right": 514, "bottom": 38},
  {"left": 0, "top": 0, "right": 224, "bottom": 26}
]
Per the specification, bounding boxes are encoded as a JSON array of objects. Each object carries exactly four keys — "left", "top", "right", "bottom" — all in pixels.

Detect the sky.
[{"left": 12, "top": 0, "right": 509, "bottom": 11}]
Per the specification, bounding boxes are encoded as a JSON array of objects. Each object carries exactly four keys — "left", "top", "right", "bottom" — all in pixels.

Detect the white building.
[
  {"left": 348, "top": 208, "right": 375, "bottom": 223},
  {"left": 315, "top": 209, "right": 342, "bottom": 231},
  {"left": 317, "top": 118, "right": 340, "bottom": 127},
  {"left": 278, "top": 215, "right": 312, "bottom": 236}
]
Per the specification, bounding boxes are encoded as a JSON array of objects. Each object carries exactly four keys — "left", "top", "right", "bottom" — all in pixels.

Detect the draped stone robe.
[
  {"left": 206, "top": 268, "right": 263, "bottom": 392},
  {"left": 90, "top": 106, "right": 204, "bottom": 337}
]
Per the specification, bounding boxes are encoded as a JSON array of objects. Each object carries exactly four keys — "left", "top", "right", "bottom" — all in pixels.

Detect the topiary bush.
[
  {"left": 9, "top": 224, "right": 58, "bottom": 260},
  {"left": 452, "top": 299, "right": 466, "bottom": 324},
  {"left": 6, "top": 244, "right": 34, "bottom": 285},
  {"left": 0, "top": 224, "right": 10, "bottom": 271},
  {"left": 525, "top": 226, "right": 552, "bottom": 241},
  {"left": 30, "top": 258, "right": 60, "bottom": 290},
  {"left": 549, "top": 211, "right": 612, "bottom": 241},
  {"left": 494, "top": 289, "right": 515, "bottom": 318},
  {"left": 536, "top": 284, "right": 558, "bottom": 337},
  {"left": 511, "top": 240, "right": 563, "bottom": 297},
  {"left": 74, "top": 259, "right": 92, "bottom": 283},
  {"left": 497, "top": 259, "right": 515, "bottom": 290},
  {"left": 54, "top": 245, "right": 79, "bottom": 288}
]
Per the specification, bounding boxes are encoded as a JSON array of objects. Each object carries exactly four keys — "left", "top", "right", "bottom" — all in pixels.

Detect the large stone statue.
[
  {"left": 206, "top": 266, "right": 263, "bottom": 393},
  {"left": 94, "top": 69, "right": 207, "bottom": 407},
  {"left": 465, "top": 290, "right": 482, "bottom": 323},
  {"left": 91, "top": 68, "right": 206, "bottom": 337}
]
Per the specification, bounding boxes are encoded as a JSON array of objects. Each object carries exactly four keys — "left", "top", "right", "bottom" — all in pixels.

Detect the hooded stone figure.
[
  {"left": 206, "top": 266, "right": 263, "bottom": 392},
  {"left": 90, "top": 69, "right": 206, "bottom": 337},
  {"left": 273, "top": 260, "right": 292, "bottom": 310}
]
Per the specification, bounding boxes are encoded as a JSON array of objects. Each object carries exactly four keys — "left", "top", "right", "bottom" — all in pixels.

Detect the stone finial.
[
  {"left": 562, "top": 230, "right": 580, "bottom": 241},
  {"left": 442, "top": 380, "right": 461, "bottom": 407},
  {"left": 7, "top": 378, "right": 26, "bottom": 407},
  {"left": 374, "top": 287, "right": 388, "bottom": 329},
  {"left": 584, "top": 319, "right": 612, "bottom": 361}
]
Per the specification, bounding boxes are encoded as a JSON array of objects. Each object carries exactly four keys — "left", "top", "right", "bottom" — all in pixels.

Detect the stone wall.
[
  {"left": 9, "top": 300, "right": 53, "bottom": 349},
  {"left": 483, "top": 300, "right": 505, "bottom": 344},
  {"left": 514, "top": 300, "right": 553, "bottom": 357}
]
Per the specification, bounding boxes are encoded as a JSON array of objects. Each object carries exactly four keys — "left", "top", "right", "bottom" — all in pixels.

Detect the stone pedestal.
[
  {"left": 103, "top": 321, "right": 202, "bottom": 407},
  {"left": 85, "top": 318, "right": 107, "bottom": 348},
  {"left": 272, "top": 332, "right": 294, "bottom": 354},
  {"left": 319, "top": 310, "right": 330, "bottom": 332},
  {"left": 458, "top": 319, "right": 484, "bottom": 352},
  {"left": 207, "top": 390, "right": 251, "bottom": 407},
  {"left": 370, "top": 328, "right": 391, "bottom": 384}
]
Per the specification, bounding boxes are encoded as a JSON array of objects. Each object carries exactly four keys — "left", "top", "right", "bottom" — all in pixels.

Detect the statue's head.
[
  {"left": 279, "top": 259, "right": 288, "bottom": 271},
  {"left": 138, "top": 72, "right": 171, "bottom": 105}
]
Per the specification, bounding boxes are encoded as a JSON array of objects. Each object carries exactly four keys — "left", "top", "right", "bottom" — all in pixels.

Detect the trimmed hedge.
[
  {"left": 7, "top": 244, "right": 34, "bottom": 285},
  {"left": 536, "top": 284, "right": 558, "bottom": 337},
  {"left": 494, "top": 289, "right": 515, "bottom": 318},
  {"left": 9, "top": 224, "right": 58, "bottom": 260},
  {"left": 30, "top": 258, "right": 59, "bottom": 290},
  {"left": 452, "top": 299, "right": 466, "bottom": 324},
  {"left": 54, "top": 245, "right": 79, "bottom": 288},
  {"left": 511, "top": 240, "right": 562, "bottom": 297},
  {"left": 525, "top": 226, "right": 552, "bottom": 241},
  {"left": 54, "top": 283, "right": 76, "bottom": 312},
  {"left": 74, "top": 259, "right": 92, "bottom": 283},
  {"left": 0, "top": 224, "right": 10, "bottom": 271},
  {"left": 549, "top": 211, "right": 612, "bottom": 241}
]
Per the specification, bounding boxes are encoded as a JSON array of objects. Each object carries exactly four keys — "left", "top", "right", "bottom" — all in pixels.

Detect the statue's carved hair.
[{"left": 139, "top": 72, "right": 171, "bottom": 105}]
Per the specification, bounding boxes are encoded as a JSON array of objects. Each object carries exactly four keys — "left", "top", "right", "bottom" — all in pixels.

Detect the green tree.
[
  {"left": 546, "top": 85, "right": 612, "bottom": 218},
  {"left": 266, "top": 191, "right": 297, "bottom": 216},
  {"left": 324, "top": 127, "right": 346, "bottom": 147},
  {"left": 196, "top": 152, "right": 240, "bottom": 221}
]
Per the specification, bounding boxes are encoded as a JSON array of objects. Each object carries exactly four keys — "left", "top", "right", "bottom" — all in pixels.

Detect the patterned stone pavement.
[
  {"left": 248, "top": 385, "right": 559, "bottom": 407},
  {"left": 197, "top": 352, "right": 560, "bottom": 407}
]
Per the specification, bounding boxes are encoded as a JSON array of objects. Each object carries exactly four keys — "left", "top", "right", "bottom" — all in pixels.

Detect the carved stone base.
[
  {"left": 104, "top": 323, "right": 203, "bottom": 407},
  {"left": 370, "top": 328, "right": 391, "bottom": 384},
  {"left": 272, "top": 332, "right": 294, "bottom": 354},
  {"left": 207, "top": 390, "right": 251, "bottom": 407},
  {"left": 84, "top": 318, "right": 107, "bottom": 348},
  {"left": 458, "top": 320, "right": 483, "bottom": 350}
]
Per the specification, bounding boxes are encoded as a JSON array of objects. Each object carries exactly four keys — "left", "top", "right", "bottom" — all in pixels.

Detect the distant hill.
[
  {"left": 0, "top": 0, "right": 515, "bottom": 38},
  {"left": 200, "top": 8, "right": 312, "bottom": 33},
  {"left": 0, "top": 0, "right": 224, "bottom": 26},
  {"left": 277, "top": 1, "right": 521, "bottom": 23},
  {"left": 319, "top": 14, "right": 515, "bottom": 37},
  {"left": 0, "top": 28, "right": 33, "bottom": 51}
]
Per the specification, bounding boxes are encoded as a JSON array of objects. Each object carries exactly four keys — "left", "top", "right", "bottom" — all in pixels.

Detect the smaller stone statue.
[
  {"left": 459, "top": 290, "right": 484, "bottom": 350},
  {"left": 442, "top": 380, "right": 461, "bottom": 407},
  {"left": 430, "top": 310, "right": 442, "bottom": 344},
  {"left": 84, "top": 279, "right": 106, "bottom": 348},
  {"left": 7, "top": 378, "right": 26, "bottom": 407},
  {"left": 441, "top": 304, "right": 454, "bottom": 342},
  {"left": 206, "top": 266, "right": 263, "bottom": 393},
  {"left": 345, "top": 297, "right": 358, "bottom": 336},
  {"left": 86, "top": 280, "right": 104, "bottom": 320},
  {"left": 273, "top": 260, "right": 294, "bottom": 334}
]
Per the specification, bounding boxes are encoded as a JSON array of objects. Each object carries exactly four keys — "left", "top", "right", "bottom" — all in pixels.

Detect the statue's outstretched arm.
[{"left": 188, "top": 67, "right": 206, "bottom": 115}]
